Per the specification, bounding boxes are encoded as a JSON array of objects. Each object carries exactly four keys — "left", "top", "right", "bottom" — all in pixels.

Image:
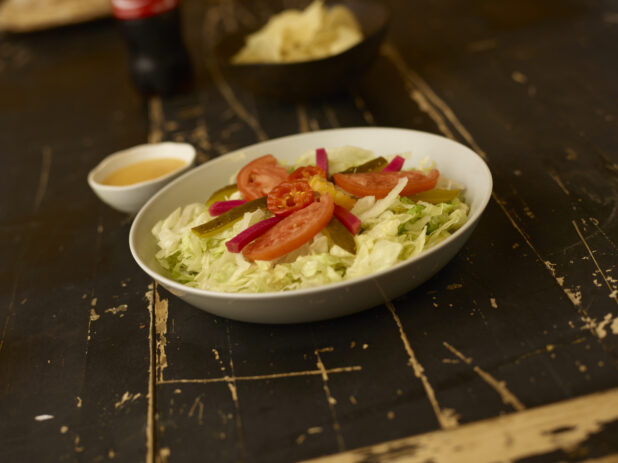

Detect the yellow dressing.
[{"left": 102, "top": 158, "right": 186, "bottom": 186}]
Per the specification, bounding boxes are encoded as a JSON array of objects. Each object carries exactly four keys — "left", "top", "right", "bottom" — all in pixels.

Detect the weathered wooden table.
[{"left": 1, "top": 0, "right": 617, "bottom": 461}]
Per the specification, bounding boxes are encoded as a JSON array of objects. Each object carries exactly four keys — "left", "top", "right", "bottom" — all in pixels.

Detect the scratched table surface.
[{"left": 1, "top": 0, "right": 617, "bottom": 462}]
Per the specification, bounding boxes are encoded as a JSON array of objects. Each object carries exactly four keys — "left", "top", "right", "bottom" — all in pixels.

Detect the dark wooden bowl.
[{"left": 214, "top": 0, "right": 390, "bottom": 101}]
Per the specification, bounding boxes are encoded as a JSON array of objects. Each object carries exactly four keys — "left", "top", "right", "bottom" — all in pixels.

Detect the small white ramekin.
[{"left": 88, "top": 142, "right": 196, "bottom": 214}]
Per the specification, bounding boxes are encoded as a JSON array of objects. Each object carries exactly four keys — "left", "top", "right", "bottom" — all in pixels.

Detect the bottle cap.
[{"left": 111, "top": 0, "right": 179, "bottom": 20}]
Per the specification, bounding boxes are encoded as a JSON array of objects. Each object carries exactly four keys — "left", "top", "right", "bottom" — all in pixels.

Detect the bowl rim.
[
  {"left": 129, "top": 127, "right": 493, "bottom": 302},
  {"left": 88, "top": 142, "right": 196, "bottom": 192}
]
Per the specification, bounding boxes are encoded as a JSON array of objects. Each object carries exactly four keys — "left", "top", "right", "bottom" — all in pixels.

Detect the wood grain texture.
[
  {"left": 0, "top": 0, "right": 616, "bottom": 461},
  {"left": 302, "top": 387, "right": 618, "bottom": 463}
]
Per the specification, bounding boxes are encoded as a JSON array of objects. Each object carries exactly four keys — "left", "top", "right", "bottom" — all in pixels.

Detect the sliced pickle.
[
  {"left": 192, "top": 197, "right": 267, "bottom": 238},
  {"left": 205, "top": 183, "right": 238, "bottom": 206},
  {"left": 325, "top": 218, "right": 357, "bottom": 255},
  {"left": 337, "top": 156, "right": 388, "bottom": 175},
  {"left": 407, "top": 189, "right": 460, "bottom": 204}
]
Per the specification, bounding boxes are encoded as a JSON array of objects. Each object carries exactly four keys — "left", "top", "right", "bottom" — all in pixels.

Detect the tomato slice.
[
  {"left": 243, "top": 194, "right": 335, "bottom": 261},
  {"left": 267, "top": 181, "right": 314, "bottom": 217},
  {"left": 237, "top": 154, "right": 290, "bottom": 201},
  {"left": 333, "top": 169, "right": 440, "bottom": 199},
  {"left": 288, "top": 165, "right": 326, "bottom": 182}
]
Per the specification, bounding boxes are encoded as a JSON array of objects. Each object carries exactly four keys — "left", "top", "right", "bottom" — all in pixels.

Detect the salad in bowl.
[
  {"left": 129, "top": 127, "right": 492, "bottom": 323},
  {"left": 152, "top": 146, "right": 469, "bottom": 294}
]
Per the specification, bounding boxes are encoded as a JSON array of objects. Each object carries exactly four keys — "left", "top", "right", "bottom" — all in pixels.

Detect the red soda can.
[{"left": 111, "top": 0, "right": 192, "bottom": 95}]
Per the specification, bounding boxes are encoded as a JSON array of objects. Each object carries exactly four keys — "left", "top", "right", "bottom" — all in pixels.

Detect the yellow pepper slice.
[{"left": 308, "top": 175, "right": 356, "bottom": 210}]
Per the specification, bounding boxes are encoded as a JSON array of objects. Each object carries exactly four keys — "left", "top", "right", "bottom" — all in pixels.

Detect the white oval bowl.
[
  {"left": 88, "top": 142, "right": 196, "bottom": 214},
  {"left": 130, "top": 127, "right": 492, "bottom": 324}
]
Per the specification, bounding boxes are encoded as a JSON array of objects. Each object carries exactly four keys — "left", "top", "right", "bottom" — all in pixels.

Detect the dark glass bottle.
[{"left": 111, "top": 0, "right": 192, "bottom": 95}]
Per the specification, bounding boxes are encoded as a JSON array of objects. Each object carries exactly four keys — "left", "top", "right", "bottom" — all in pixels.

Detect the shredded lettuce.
[
  {"left": 294, "top": 145, "right": 375, "bottom": 173},
  {"left": 152, "top": 147, "right": 469, "bottom": 293}
]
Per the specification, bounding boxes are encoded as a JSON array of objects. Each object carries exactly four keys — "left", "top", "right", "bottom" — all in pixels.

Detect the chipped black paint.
[{"left": 0, "top": 0, "right": 617, "bottom": 462}]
